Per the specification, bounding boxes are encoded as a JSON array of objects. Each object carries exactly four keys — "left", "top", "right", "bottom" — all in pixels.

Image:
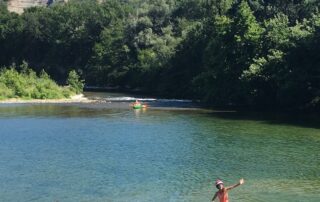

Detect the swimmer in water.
[{"left": 211, "top": 178, "right": 244, "bottom": 202}]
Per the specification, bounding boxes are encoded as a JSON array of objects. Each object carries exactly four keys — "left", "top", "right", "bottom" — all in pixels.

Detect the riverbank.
[
  {"left": 0, "top": 94, "right": 96, "bottom": 104},
  {"left": 0, "top": 91, "right": 206, "bottom": 111}
]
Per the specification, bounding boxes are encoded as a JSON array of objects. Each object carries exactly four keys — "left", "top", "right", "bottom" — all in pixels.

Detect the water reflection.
[
  {"left": 206, "top": 110, "right": 320, "bottom": 129},
  {"left": 0, "top": 104, "right": 126, "bottom": 119}
]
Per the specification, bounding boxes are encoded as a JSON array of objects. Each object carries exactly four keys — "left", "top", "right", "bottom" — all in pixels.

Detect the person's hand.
[{"left": 239, "top": 178, "right": 244, "bottom": 185}]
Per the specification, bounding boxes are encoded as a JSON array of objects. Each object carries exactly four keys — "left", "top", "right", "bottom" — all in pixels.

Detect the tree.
[
  {"left": 67, "top": 70, "right": 84, "bottom": 94},
  {"left": 195, "top": 1, "right": 264, "bottom": 105}
]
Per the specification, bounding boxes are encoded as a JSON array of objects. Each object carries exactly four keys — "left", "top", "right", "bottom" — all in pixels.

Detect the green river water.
[{"left": 0, "top": 92, "right": 319, "bottom": 201}]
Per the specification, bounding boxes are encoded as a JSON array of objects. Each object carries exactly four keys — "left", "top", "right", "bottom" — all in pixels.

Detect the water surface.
[{"left": 0, "top": 97, "right": 319, "bottom": 201}]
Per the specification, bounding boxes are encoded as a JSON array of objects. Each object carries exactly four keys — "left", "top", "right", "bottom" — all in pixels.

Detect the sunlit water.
[{"left": 0, "top": 95, "right": 319, "bottom": 201}]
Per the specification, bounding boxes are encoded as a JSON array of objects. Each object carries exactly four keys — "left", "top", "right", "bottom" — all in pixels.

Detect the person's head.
[{"left": 215, "top": 179, "right": 224, "bottom": 190}]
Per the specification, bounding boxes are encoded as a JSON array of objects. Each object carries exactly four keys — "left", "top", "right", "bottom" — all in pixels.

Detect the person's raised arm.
[
  {"left": 211, "top": 192, "right": 218, "bottom": 202},
  {"left": 226, "top": 178, "right": 244, "bottom": 191}
]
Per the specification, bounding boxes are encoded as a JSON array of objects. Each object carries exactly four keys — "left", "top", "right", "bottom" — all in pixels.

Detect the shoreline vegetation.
[{"left": 0, "top": 62, "right": 84, "bottom": 101}]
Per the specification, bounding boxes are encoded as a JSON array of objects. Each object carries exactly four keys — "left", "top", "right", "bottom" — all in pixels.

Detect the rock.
[{"left": 7, "top": 0, "right": 67, "bottom": 14}]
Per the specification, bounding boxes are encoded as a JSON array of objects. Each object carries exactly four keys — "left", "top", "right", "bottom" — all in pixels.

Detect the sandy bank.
[{"left": 0, "top": 94, "right": 97, "bottom": 104}]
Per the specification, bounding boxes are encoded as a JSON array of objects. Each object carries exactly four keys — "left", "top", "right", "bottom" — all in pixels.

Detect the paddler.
[{"left": 134, "top": 100, "right": 141, "bottom": 105}]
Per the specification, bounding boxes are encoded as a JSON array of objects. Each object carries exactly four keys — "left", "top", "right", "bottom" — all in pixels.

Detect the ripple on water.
[{"left": 0, "top": 103, "right": 319, "bottom": 201}]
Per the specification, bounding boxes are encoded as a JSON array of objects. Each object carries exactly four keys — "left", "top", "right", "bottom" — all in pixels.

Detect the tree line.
[{"left": 0, "top": 0, "right": 319, "bottom": 110}]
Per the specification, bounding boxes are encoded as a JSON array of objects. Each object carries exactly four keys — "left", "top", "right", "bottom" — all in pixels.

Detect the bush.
[
  {"left": 0, "top": 83, "right": 14, "bottom": 100},
  {"left": 67, "top": 70, "right": 84, "bottom": 94},
  {"left": 0, "top": 64, "right": 74, "bottom": 100}
]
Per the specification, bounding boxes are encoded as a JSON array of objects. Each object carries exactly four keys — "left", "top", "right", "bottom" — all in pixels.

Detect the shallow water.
[{"left": 0, "top": 96, "right": 319, "bottom": 201}]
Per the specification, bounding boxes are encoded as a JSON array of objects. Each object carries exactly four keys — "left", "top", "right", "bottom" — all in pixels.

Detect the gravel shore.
[{"left": 0, "top": 94, "right": 97, "bottom": 104}]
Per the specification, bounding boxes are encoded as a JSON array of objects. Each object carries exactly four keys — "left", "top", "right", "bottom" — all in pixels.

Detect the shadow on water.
[
  {"left": 204, "top": 109, "right": 320, "bottom": 130},
  {"left": 0, "top": 102, "right": 198, "bottom": 119},
  {"left": 0, "top": 104, "right": 124, "bottom": 119}
]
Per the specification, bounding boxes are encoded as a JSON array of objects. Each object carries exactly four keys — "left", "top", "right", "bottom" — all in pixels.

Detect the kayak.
[
  {"left": 132, "top": 104, "right": 147, "bottom": 109},
  {"left": 133, "top": 104, "right": 142, "bottom": 109}
]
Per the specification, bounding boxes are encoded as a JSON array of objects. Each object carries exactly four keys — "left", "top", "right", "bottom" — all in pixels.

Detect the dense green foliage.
[
  {"left": 0, "top": 0, "right": 319, "bottom": 109},
  {"left": 67, "top": 70, "right": 84, "bottom": 94},
  {"left": 0, "top": 62, "right": 81, "bottom": 100}
]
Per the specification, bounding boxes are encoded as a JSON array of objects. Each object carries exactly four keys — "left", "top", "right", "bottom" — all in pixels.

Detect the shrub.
[
  {"left": 67, "top": 70, "right": 84, "bottom": 94},
  {"left": 0, "top": 83, "right": 14, "bottom": 100},
  {"left": 0, "top": 64, "right": 75, "bottom": 100}
]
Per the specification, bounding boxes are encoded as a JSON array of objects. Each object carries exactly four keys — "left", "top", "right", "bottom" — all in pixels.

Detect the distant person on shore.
[{"left": 211, "top": 178, "right": 244, "bottom": 202}]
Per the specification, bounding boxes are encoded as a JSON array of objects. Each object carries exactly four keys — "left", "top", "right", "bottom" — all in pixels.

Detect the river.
[{"left": 0, "top": 92, "right": 319, "bottom": 201}]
